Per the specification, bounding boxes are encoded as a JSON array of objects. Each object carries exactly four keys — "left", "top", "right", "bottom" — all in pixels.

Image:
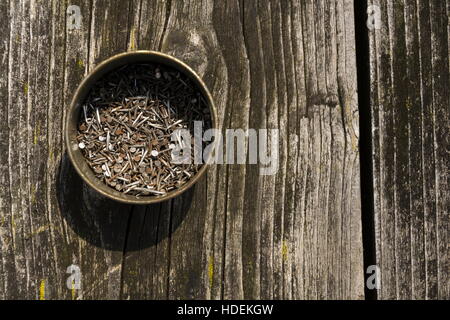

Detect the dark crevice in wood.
[
  {"left": 125, "top": 0, "right": 133, "bottom": 49},
  {"left": 299, "top": 0, "right": 309, "bottom": 116},
  {"left": 239, "top": 0, "right": 244, "bottom": 36},
  {"left": 59, "top": 0, "right": 70, "bottom": 249},
  {"left": 0, "top": 0, "right": 12, "bottom": 297},
  {"left": 151, "top": 204, "right": 162, "bottom": 299},
  {"left": 136, "top": 0, "right": 143, "bottom": 48},
  {"left": 159, "top": 0, "right": 171, "bottom": 51},
  {"left": 165, "top": 199, "right": 174, "bottom": 299},
  {"left": 86, "top": 0, "right": 94, "bottom": 70},
  {"left": 220, "top": 156, "right": 230, "bottom": 298},
  {"left": 354, "top": 0, "right": 377, "bottom": 301},
  {"left": 119, "top": 206, "right": 134, "bottom": 299}
]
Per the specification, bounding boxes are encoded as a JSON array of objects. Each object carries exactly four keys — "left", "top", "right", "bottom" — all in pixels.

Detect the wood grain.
[
  {"left": 0, "top": 0, "right": 364, "bottom": 299},
  {"left": 368, "top": 0, "right": 449, "bottom": 299}
]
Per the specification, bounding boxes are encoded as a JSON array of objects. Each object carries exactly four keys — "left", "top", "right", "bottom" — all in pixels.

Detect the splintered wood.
[{"left": 76, "top": 63, "right": 212, "bottom": 197}]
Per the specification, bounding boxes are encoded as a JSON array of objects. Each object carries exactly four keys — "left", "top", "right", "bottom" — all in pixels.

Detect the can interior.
[{"left": 66, "top": 51, "right": 216, "bottom": 204}]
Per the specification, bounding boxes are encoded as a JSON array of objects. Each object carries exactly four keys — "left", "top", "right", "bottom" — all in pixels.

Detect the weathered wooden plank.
[
  {"left": 61, "top": 0, "right": 135, "bottom": 300},
  {"left": 0, "top": 0, "right": 136, "bottom": 300},
  {"left": 3, "top": 0, "right": 34, "bottom": 299},
  {"left": 28, "top": 0, "right": 55, "bottom": 300},
  {"left": 368, "top": 0, "right": 449, "bottom": 299},
  {"left": 117, "top": 0, "right": 174, "bottom": 300},
  {"left": 127, "top": 0, "right": 362, "bottom": 299},
  {"left": 0, "top": 0, "right": 12, "bottom": 300},
  {"left": 0, "top": 0, "right": 364, "bottom": 299}
]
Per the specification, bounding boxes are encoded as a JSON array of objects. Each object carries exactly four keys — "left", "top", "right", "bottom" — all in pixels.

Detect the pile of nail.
[{"left": 76, "top": 63, "right": 211, "bottom": 197}]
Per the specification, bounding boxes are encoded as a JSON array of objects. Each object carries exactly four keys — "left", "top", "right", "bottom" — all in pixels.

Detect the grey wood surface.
[
  {"left": 368, "top": 0, "right": 449, "bottom": 299},
  {"left": 0, "top": 0, "right": 364, "bottom": 299},
  {"left": 2, "top": 0, "right": 447, "bottom": 301}
]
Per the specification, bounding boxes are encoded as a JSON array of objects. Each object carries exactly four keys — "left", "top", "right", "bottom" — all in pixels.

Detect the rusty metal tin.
[{"left": 65, "top": 50, "right": 217, "bottom": 204}]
